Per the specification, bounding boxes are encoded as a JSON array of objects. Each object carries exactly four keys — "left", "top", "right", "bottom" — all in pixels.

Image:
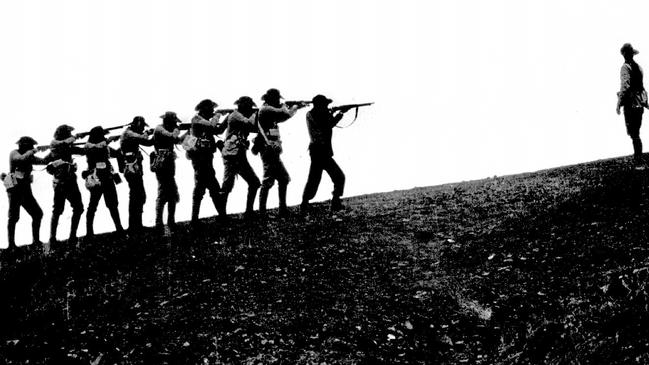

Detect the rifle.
[
  {"left": 285, "top": 100, "right": 312, "bottom": 108},
  {"left": 330, "top": 102, "right": 374, "bottom": 126},
  {"left": 75, "top": 123, "right": 131, "bottom": 138},
  {"left": 35, "top": 136, "right": 121, "bottom": 151}
]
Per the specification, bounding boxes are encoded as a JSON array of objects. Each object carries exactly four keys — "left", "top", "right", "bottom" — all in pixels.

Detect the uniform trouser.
[
  {"left": 7, "top": 182, "right": 43, "bottom": 247},
  {"left": 51, "top": 180, "right": 84, "bottom": 241},
  {"left": 625, "top": 106, "right": 644, "bottom": 160},
  {"left": 302, "top": 152, "right": 345, "bottom": 202},
  {"left": 222, "top": 154, "right": 261, "bottom": 213},
  {"left": 155, "top": 168, "right": 179, "bottom": 226},
  {"left": 125, "top": 173, "right": 146, "bottom": 230},
  {"left": 259, "top": 151, "right": 290, "bottom": 212},
  {"left": 86, "top": 176, "right": 122, "bottom": 236},
  {"left": 191, "top": 157, "right": 223, "bottom": 220}
]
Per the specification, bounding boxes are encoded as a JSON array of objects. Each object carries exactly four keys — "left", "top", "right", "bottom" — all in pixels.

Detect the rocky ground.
[{"left": 2, "top": 155, "right": 649, "bottom": 364}]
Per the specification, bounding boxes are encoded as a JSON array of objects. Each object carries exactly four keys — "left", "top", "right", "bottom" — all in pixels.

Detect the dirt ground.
[{"left": 2, "top": 155, "right": 649, "bottom": 364}]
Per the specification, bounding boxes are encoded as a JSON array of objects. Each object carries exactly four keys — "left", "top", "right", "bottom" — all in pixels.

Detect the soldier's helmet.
[
  {"left": 234, "top": 96, "right": 256, "bottom": 107},
  {"left": 312, "top": 94, "right": 333, "bottom": 106},
  {"left": 88, "top": 126, "right": 109, "bottom": 143},
  {"left": 160, "top": 111, "right": 181, "bottom": 128},
  {"left": 16, "top": 136, "right": 37, "bottom": 146},
  {"left": 621, "top": 43, "right": 640, "bottom": 56},
  {"left": 195, "top": 99, "right": 218, "bottom": 112},
  {"left": 262, "top": 88, "right": 283, "bottom": 102},
  {"left": 54, "top": 124, "right": 75, "bottom": 139}
]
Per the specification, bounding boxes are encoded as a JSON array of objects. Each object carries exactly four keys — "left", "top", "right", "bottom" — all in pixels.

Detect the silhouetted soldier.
[
  {"left": 153, "top": 112, "right": 183, "bottom": 230},
  {"left": 120, "top": 116, "right": 154, "bottom": 232},
  {"left": 5, "top": 137, "right": 47, "bottom": 248},
  {"left": 301, "top": 95, "right": 350, "bottom": 212},
  {"left": 188, "top": 99, "right": 228, "bottom": 224},
  {"left": 220, "top": 96, "right": 261, "bottom": 218},
  {"left": 84, "top": 126, "right": 124, "bottom": 237},
  {"left": 256, "top": 88, "right": 303, "bottom": 216},
  {"left": 617, "top": 43, "right": 649, "bottom": 169},
  {"left": 47, "top": 124, "right": 85, "bottom": 244}
]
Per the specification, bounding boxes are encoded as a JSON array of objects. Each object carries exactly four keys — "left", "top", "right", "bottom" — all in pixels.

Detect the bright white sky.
[{"left": 1, "top": 0, "right": 647, "bottom": 246}]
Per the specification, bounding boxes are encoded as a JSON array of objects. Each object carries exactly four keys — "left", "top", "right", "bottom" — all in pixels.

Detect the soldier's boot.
[
  {"left": 86, "top": 212, "right": 95, "bottom": 237},
  {"left": 259, "top": 186, "right": 269, "bottom": 217},
  {"left": 167, "top": 201, "right": 177, "bottom": 229},
  {"left": 155, "top": 200, "right": 165, "bottom": 228},
  {"left": 7, "top": 223, "right": 17, "bottom": 249},
  {"left": 218, "top": 192, "right": 229, "bottom": 217},
  {"left": 191, "top": 198, "right": 201, "bottom": 223},
  {"left": 49, "top": 214, "right": 60, "bottom": 244},
  {"left": 108, "top": 206, "right": 124, "bottom": 233},
  {"left": 331, "top": 195, "right": 343, "bottom": 211},
  {"left": 278, "top": 183, "right": 289, "bottom": 216},
  {"left": 32, "top": 217, "right": 42, "bottom": 244},
  {"left": 69, "top": 212, "right": 81, "bottom": 244},
  {"left": 245, "top": 187, "right": 258, "bottom": 216}
]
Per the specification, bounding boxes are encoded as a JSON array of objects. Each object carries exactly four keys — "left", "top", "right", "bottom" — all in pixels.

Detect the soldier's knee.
[
  {"left": 262, "top": 179, "right": 275, "bottom": 189},
  {"left": 250, "top": 178, "right": 261, "bottom": 189}
]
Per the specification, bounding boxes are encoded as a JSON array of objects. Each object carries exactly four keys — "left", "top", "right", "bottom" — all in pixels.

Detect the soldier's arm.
[
  {"left": 50, "top": 137, "right": 77, "bottom": 148},
  {"left": 10, "top": 149, "right": 35, "bottom": 163},
  {"left": 261, "top": 105, "right": 298, "bottom": 124},
  {"left": 618, "top": 64, "right": 632, "bottom": 108}
]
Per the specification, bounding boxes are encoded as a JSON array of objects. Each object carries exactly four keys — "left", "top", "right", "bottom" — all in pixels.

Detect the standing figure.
[
  {"left": 47, "top": 124, "right": 85, "bottom": 244},
  {"left": 220, "top": 96, "right": 261, "bottom": 218},
  {"left": 301, "top": 95, "right": 350, "bottom": 212},
  {"left": 617, "top": 43, "right": 649, "bottom": 169},
  {"left": 5, "top": 137, "right": 47, "bottom": 248},
  {"left": 256, "top": 88, "right": 303, "bottom": 216},
  {"left": 188, "top": 99, "right": 227, "bottom": 224},
  {"left": 84, "top": 126, "right": 124, "bottom": 237},
  {"left": 120, "top": 116, "right": 154, "bottom": 232},
  {"left": 152, "top": 112, "right": 183, "bottom": 229}
]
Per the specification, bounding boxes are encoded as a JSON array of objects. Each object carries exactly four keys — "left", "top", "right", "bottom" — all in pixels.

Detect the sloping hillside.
[{"left": 1, "top": 155, "right": 649, "bottom": 364}]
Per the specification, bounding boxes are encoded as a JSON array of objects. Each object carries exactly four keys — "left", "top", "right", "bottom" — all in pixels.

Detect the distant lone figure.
[{"left": 617, "top": 43, "right": 649, "bottom": 169}]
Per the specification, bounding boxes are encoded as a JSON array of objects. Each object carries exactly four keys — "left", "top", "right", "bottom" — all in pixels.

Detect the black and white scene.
[{"left": 2, "top": 0, "right": 649, "bottom": 363}]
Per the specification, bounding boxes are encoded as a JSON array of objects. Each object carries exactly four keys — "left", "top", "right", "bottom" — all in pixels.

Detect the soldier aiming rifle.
[{"left": 301, "top": 97, "right": 373, "bottom": 212}]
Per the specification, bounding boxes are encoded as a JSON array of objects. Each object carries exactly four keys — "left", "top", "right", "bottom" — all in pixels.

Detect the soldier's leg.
[
  {"left": 238, "top": 157, "right": 261, "bottom": 214},
  {"left": 103, "top": 179, "right": 123, "bottom": 232},
  {"left": 259, "top": 154, "right": 276, "bottom": 215},
  {"left": 168, "top": 176, "right": 179, "bottom": 226},
  {"left": 625, "top": 107, "right": 644, "bottom": 162},
  {"left": 50, "top": 184, "right": 66, "bottom": 242},
  {"left": 86, "top": 188, "right": 102, "bottom": 237},
  {"left": 301, "top": 155, "right": 325, "bottom": 206},
  {"left": 275, "top": 157, "right": 291, "bottom": 214},
  {"left": 7, "top": 189, "right": 22, "bottom": 248},
  {"left": 67, "top": 181, "right": 84, "bottom": 241},
  {"left": 192, "top": 167, "right": 207, "bottom": 221},
  {"left": 22, "top": 186, "right": 43, "bottom": 243},
  {"left": 323, "top": 157, "right": 345, "bottom": 211},
  {"left": 220, "top": 157, "right": 238, "bottom": 216},
  {"left": 201, "top": 164, "right": 223, "bottom": 216},
  {"left": 323, "top": 157, "right": 346, "bottom": 199},
  {"left": 155, "top": 174, "right": 166, "bottom": 227}
]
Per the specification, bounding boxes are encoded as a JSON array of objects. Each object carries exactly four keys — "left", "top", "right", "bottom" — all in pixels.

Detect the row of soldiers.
[{"left": 5, "top": 88, "right": 364, "bottom": 249}]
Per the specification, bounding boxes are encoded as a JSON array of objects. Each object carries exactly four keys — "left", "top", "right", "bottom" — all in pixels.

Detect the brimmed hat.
[
  {"left": 160, "top": 111, "right": 181, "bottom": 123},
  {"left": 312, "top": 94, "right": 333, "bottom": 105},
  {"left": 234, "top": 96, "right": 256, "bottom": 107},
  {"left": 195, "top": 99, "right": 218, "bottom": 111},
  {"left": 621, "top": 43, "right": 639, "bottom": 55},
  {"left": 54, "top": 124, "right": 75, "bottom": 138},
  {"left": 262, "top": 88, "right": 283, "bottom": 102},
  {"left": 16, "top": 136, "right": 37, "bottom": 146},
  {"left": 131, "top": 116, "right": 148, "bottom": 126}
]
